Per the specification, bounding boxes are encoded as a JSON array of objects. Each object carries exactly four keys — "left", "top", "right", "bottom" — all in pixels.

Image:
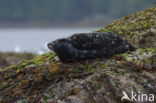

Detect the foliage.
[{"left": 0, "top": 0, "right": 154, "bottom": 21}]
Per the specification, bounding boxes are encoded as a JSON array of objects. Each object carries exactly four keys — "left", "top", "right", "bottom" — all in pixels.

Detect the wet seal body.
[{"left": 48, "top": 32, "right": 135, "bottom": 62}]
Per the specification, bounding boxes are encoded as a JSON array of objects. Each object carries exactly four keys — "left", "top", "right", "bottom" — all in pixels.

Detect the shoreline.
[{"left": 0, "top": 18, "right": 113, "bottom": 28}]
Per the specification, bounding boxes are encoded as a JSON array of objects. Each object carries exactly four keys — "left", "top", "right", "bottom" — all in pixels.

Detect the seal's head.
[
  {"left": 48, "top": 38, "right": 74, "bottom": 62},
  {"left": 48, "top": 38, "right": 70, "bottom": 51}
]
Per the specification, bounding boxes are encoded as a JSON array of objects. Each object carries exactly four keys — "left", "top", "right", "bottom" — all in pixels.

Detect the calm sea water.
[{"left": 0, "top": 27, "right": 97, "bottom": 53}]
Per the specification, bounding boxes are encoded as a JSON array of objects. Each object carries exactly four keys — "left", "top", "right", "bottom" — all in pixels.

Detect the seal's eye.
[{"left": 47, "top": 43, "right": 54, "bottom": 50}]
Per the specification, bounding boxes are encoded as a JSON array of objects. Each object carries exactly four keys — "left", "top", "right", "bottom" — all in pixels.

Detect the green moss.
[
  {"left": 73, "top": 68, "right": 79, "bottom": 73},
  {"left": 21, "top": 99, "right": 27, "bottom": 103},
  {"left": 148, "top": 59, "right": 153, "bottom": 64},
  {"left": 42, "top": 93, "right": 54, "bottom": 103},
  {"left": 114, "top": 80, "right": 121, "bottom": 86},
  {"left": 0, "top": 67, "right": 8, "bottom": 72},
  {"left": 43, "top": 95, "right": 49, "bottom": 103},
  {"left": 132, "top": 86, "right": 139, "bottom": 94},
  {"left": 0, "top": 82, "right": 8, "bottom": 88},
  {"left": 128, "top": 32, "right": 135, "bottom": 38},
  {"left": 8, "top": 52, "right": 57, "bottom": 73},
  {"left": 100, "top": 64, "right": 109, "bottom": 68},
  {"left": 85, "top": 68, "right": 97, "bottom": 73},
  {"left": 106, "top": 71, "right": 115, "bottom": 75},
  {"left": 146, "top": 47, "right": 156, "bottom": 53},
  {"left": 0, "top": 64, "right": 16, "bottom": 72},
  {"left": 32, "top": 51, "right": 56, "bottom": 63},
  {"left": 120, "top": 48, "right": 155, "bottom": 63},
  {"left": 96, "top": 7, "right": 156, "bottom": 48}
]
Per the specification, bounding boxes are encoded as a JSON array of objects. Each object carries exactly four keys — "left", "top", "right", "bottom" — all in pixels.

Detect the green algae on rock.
[
  {"left": 96, "top": 7, "right": 156, "bottom": 48},
  {"left": 0, "top": 52, "right": 35, "bottom": 69},
  {"left": 0, "top": 48, "right": 155, "bottom": 103},
  {"left": 0, "top": 7, "right": 156, "bottom": 103}
]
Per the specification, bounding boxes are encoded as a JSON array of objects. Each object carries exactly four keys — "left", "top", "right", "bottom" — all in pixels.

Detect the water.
[{"left": 0, "top": 27, "right": 97, "bottom": 53}]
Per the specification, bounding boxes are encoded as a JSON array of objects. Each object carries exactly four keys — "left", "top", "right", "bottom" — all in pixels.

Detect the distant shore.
[{"left": 0, "top": 17, "right": 113, "bottom": 28}]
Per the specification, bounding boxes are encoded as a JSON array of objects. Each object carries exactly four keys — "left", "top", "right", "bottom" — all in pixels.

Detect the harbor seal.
[{"left": 48, "top": 32, "right": 135, "bottom": 62}]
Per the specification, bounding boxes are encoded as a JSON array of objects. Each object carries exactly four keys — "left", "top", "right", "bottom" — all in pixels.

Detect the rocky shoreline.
[
  {"left": 0, "top": 7, "right": 155, "bottom": 103},
  {"left": 0, "top": 52, "right": 35, "bottom": 69}
]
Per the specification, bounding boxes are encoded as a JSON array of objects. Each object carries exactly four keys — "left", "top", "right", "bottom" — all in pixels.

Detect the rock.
[
  {"left": 0, "top": 7, "right": 156, "bottom": 103},
  {"left": 0, "top": 52, "right": 35, "bottom": 69},
  {"left": 97, "top": 7, "right": 156, "bottom": 48},
  {"left": 48, "top": 32, "right": 135, "bottom": 62}
]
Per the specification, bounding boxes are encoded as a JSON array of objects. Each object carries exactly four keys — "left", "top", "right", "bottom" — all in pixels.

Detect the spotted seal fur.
[{"left": 48, "top": 32, "right": 135, "bottom": 62}]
